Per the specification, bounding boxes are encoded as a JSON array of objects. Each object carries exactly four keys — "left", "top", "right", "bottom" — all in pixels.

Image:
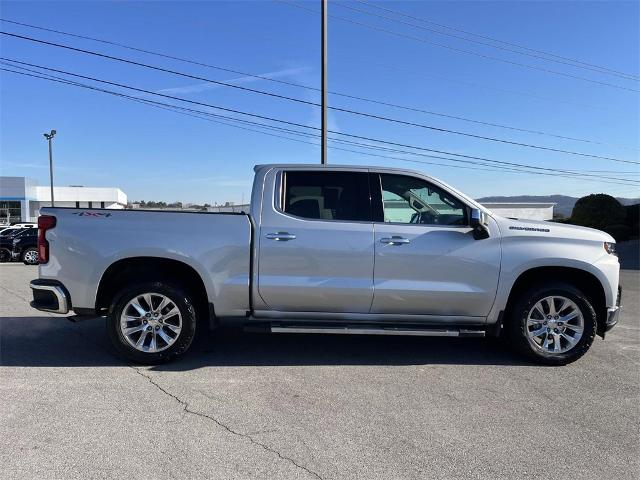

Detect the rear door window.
[{"left": 282, "top": 171, "right": 371, "bottom": 222}]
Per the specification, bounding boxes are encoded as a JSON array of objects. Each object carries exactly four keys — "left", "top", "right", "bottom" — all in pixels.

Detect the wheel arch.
[
  {"left": 504, "top": 266, "right": 607, "bottom": 336},
  {"left": 95, "top": 256, "right": 213, "bottom": 327}
]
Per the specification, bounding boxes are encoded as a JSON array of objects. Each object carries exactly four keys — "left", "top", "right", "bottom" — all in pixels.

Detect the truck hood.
[{"left": 492, "top": 215, "right": 615, "bottom": 243}]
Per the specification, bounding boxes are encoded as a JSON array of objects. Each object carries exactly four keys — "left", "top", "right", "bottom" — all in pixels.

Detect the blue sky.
[{"left": 1, "top": 0, "right": 638, "bottom": 204}]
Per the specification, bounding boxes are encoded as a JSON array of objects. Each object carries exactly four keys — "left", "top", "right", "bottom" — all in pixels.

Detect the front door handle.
[
  {"left": 380, "top": 236, "right": 410, "bottom": 245},
  {"left": 266, "top": 232, "right": 296, "bottom": 241}
]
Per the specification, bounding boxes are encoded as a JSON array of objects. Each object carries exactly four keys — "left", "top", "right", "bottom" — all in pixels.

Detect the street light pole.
[
  {"left": 321, "top": 0, "right": 327, "bottom": 165},
  {"left": 43, "top": 130, "right": 57, "bottom": 207}
]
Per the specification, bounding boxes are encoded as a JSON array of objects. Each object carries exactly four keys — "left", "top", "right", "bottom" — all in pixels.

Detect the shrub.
[
  {"left": 603, "top": 224, "right": 631, "bottom": 242},
  {"left": 625, "top": 204, "right": 639, "bottom": 238},
  {"left": 570, "top": 194, "right": 626, "bottom": 230}
]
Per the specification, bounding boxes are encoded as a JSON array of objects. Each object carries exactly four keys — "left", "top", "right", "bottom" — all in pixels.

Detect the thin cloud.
[{"left": 156, "top": 66, "right": 310, "bottom": 95}]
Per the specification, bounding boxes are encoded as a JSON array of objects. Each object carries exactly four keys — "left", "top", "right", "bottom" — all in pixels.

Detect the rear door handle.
[
  {"left": 265, "top": 232, "right": 296, "bottom": 241},
  {"left": 380, "top": 236, "right": 410, "bottom": 245}
]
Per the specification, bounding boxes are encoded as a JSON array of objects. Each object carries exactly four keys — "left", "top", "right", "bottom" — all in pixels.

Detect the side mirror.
[{"left": 470, "top": 208, "right": 490, "bottom": 240}]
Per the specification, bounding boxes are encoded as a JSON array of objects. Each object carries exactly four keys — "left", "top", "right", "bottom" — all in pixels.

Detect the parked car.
[
  {"left": 29, "top": 164, "right": 621, "bottom": 365},
  {"left": 0, "top": 227, "right": 37, "bottom": 262},
  {"left": 11, "top": 228, "right": 38, "bottom": 265},
  {"left": 10, "top": 222, "right": 37, "bottom": 228},
  {"left": 0, "top": 223, "right": 36, "bottom": 237}
]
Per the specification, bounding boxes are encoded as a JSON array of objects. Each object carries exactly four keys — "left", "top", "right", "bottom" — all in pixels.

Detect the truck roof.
[{"left": 253, "top": 163, "right": 420, "bottom": 173}]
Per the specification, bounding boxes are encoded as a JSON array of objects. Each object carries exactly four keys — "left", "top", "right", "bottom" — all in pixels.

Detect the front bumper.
[
  {"left": 605, "top": 306, "right": 621, "bottom": 332},
  {"left": 604, "top": 286, "right": 622, "bottom": 333},
  {"left": 30, "top": 279, "right": 71, "bottom": 314}
]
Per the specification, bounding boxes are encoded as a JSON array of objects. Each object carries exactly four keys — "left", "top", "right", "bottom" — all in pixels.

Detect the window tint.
[
  {"left": 379, "top": 174, "right": 467, "bottom": 226},
  {"left": 283, "top": 171, "right": 371, "bottom": 222}
]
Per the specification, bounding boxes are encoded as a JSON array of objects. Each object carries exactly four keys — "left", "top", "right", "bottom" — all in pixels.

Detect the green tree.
[{"left": 570, "top": 194, "right": 625, "bottom": 230}]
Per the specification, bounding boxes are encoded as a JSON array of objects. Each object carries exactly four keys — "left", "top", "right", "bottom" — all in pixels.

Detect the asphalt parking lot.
[{"left": 1, "top": 262, "right": 638, "bottom": 480}]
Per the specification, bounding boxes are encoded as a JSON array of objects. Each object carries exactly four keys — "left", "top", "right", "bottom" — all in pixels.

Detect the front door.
[
  {"left": 257, "top": 169, "right": 375, "bottom": 313},
  {"left": 370, "top": 173, "right": 501, "bottom": 317}
]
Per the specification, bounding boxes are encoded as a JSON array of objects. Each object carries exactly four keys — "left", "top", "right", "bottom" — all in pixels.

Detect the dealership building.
[{"left": 0, "top": 176, "right": 127, "bottom": 224}]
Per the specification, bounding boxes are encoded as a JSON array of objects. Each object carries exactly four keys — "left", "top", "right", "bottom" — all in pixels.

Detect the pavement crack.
[{"left": 133, "top": 368, "right": 324, "bottom": 480}]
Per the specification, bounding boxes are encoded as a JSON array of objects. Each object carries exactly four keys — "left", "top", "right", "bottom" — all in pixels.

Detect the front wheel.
[
  {"left": 0, "top": 248, "right": 11, "bottom": 263},
  {"left": 107, "top": 282, "right": 197, "bottom": 364},
  {"left": 507, "top": 282, "right": 597, "bottom": 365}
]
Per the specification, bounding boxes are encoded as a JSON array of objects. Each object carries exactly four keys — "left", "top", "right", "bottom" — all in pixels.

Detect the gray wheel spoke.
[
  {"left": 553, "top": 333, "right": 562, "bottom": 352},
  {"left": 544, "top": 297, "right": 556, "bottom": 316},
  {"left": 136, "top": 331, "right": 148, "bottom": 348},
  {"left": 148, "top": 333, "right": 157, "bottom": 352},
  {"left": 157, "top": 329, "right": 173, "bottom": 345},
  {"left": 164, "top": 323, "right": 180, "bottom": 334},
  {"left": 561, "top": 332, "right": 577, "bottom": 346},
  {"left": 555, "top": 298, "right": 567, "bottom": 314},
  {"left": 143, "top": 293, "right": 154, "bottom": 311},
  {"left": 122, "top": 324, "right": 145, "bottom": 336},
  {"left": 120, "top": 292, "right": 182, "bottom": 354},
  {"left": 130, "top": 301, "right": 147, "bottom": 317},
  {"left": 561, "top": 310, "right": 580, "bottom": 322},
  {"left": 564, "top": 323, "right": 583, "bottom": 333},
  {"left": 157, "top": 297, "right": 170, "bottom": 312},
  {"left": 530, "top": 325, "right": 547, "bottom": 337}
]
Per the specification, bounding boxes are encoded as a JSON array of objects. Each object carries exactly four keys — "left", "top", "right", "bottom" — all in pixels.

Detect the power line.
[
  {"left": 354, "top": 0, "right": 640, "bottom": 80},
  {"left": 2, "top": 32, "right": 637, "bottom": 165},
  {"left": 280, "top": 0, "right": 639, "bottom": 93},
  {"left": 2, "top": 59, "right": 639, "bottom": 186},
  {"left": 3, "top": 57, "right": 640, "bottom": 183},
  {"left": 340, "top": 0, "right": 639, "bottom": 81},
  {"left": 1, "top": 18, "right": 634, "bottom": 150},
  {"left": 5, "top": 64, "right": 635, "bottom": 189}
]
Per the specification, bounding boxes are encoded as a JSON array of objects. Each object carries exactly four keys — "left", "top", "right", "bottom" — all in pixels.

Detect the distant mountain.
[{"left": 477, "top": 195, "right": 640, "bottom": 217}]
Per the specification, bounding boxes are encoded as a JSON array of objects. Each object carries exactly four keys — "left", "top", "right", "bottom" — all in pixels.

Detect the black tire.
[
  {"left": 107, "top": 281, "right": 197, "bottom": 364},
  {"left": 21, "top": 247, "right": 39, "bottom": 265},
  {"left": 507, "top": 282, "right": 597, "bottom": 366},
  {"left": 0, "top": 248, "right": 10, "bottom": 263}
]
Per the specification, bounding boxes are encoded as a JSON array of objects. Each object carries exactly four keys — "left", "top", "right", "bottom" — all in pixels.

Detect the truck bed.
[{"left": 39, "top": 208, "right": 253, "bottom": 317}]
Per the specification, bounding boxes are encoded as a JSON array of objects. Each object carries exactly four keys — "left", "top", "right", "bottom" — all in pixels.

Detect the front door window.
[{"left": 380, "top": 174, "right": 467, "bottom": 226}]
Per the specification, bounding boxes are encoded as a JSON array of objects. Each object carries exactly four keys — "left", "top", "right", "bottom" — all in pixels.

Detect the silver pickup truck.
[{"left": 30, "top": 164, "right": 621, "bottom": 365}]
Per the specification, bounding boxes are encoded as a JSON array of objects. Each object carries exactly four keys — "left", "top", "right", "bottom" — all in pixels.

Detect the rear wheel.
[
  {"left": 22, "top": 247, "right": 39, "bottom": 265},
  {"left": 507, "top": 282, "right": 596, "bottom": 365},
  {"left": 107, "top": 281, "right": 197, "bottom": 364}
]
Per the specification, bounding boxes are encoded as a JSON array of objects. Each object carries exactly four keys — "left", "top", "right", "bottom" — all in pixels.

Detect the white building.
[
  {"left": 482, "top": 202, "right": 555, "bottom": 221},
  {"left": 0, "top": 176, "right": 127, "bottom": 224}
]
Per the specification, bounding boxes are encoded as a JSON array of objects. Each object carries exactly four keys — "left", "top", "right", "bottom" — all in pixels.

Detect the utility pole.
[
  {"left": 43, "top": 130, "right": 57, "bottom": 207},
  {"left": 321, "top": 0, "right": 328, "bottom": 165}
]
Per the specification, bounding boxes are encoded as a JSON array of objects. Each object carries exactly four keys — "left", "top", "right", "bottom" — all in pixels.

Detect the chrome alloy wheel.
[
  {"left": 120, "top": 293, "right": 182, "bottom": 353},
  {"left": 23, "top": 250, "right": 38, "bottom": 265},
  {"left": 526, "top": 296, "right": 584, "bottom": 354}
]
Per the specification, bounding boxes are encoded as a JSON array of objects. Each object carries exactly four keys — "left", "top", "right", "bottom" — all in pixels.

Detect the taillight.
[{"left": 37, "top": 215, "right": 56, "bottom": 264}]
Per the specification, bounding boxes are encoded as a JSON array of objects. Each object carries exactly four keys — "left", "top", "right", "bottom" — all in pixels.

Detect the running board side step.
[{"left": 270, "top": 326, "right": 485, "bottom": 337}]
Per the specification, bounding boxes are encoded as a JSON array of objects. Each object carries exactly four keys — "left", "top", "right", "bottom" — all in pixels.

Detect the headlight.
[
  {"left": 604, "top": 242, "right": 617, "bottom": 256},
  {"left": 12, "top": 238, "right": 19, "bottom": 244}
]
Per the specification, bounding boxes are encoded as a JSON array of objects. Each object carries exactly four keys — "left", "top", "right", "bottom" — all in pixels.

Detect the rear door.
[
  {"left": 257, "top": 169, "right": 375, "bottom": 313},
  {"left": 370, "top": 172, "right": 501, "bottom": 317}
]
